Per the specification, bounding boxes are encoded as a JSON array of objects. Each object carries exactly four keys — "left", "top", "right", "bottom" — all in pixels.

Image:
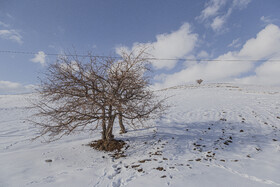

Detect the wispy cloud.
[
  {"left": 228, "top": 38, "right": 241, "bottom": 48},
  {"left": 197, "top": 0, "right": 227, "bottom": 21},
  {"left": 30, "top": 51, "right": 47, "bottom": 66},
  {"left": 260, "top": 16, "right": 278, "bottom": 25},
  {"left": 116, "top": 23, "right": 198, "bottom": 70},
  {"left": 233, "top": 0, "right": 251, "bottom": 9},
  {"left": 0, "top": 29, "right": 23, "bottom": 44},
  {"left": 198, "top": 0, "right": 251, "bottom": 32},
  {"left": 0, "top": 21, "right": 9, "bottom": 28}
]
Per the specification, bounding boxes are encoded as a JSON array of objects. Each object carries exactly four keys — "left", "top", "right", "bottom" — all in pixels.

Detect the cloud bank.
[
  {"left": 0, "top": 80, "right": 35, "bottom": 95},
  {"left": 116, "top": 23, "right": 198, "bottom": 70},
  {"left": 153, "top": 24, "right": 280, "bottom": 89}
]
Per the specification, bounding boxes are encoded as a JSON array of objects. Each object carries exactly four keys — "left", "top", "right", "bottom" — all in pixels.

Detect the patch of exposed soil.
[{"left": 88, "top": 139, "right": 126, "bottom": 152}]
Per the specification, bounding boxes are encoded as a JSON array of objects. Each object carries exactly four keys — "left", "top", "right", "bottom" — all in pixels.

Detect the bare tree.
[
  {"left": 196, "top": 79, "right": 203, "bottom": 85},
  {"left": 32, "top": 48, "right": 165, "bottom": 150}
]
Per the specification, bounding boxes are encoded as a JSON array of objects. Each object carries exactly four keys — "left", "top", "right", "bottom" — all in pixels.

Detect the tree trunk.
[
  {"left": 118, "top": 111, "right": 126, "bottom": 134},
  {"left": 105, "top": 105, "right": 115, "bottom": 141},
  {"left": 105, "top": 118, "right": 115, "bottom": 141},
  {"left": 101, "top": 108, "right": 106, "bottom": 141}
]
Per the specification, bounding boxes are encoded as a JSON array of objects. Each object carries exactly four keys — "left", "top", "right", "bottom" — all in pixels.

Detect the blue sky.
[{"left": 0, "top": 0, "right": 280, "bottom": 94}]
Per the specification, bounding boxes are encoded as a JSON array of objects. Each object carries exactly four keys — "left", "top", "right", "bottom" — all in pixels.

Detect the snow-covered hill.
[{"left": 1, "top": 83, "right": 280, "bottom": 187}]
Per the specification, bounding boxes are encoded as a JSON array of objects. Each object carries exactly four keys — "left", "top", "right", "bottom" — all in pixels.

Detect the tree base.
[
  {"left": 119, "top": 130, "right": 127, "bottom": 134},
  {"left": 88, "top": 139, "right": 126, "bottom": 152}
]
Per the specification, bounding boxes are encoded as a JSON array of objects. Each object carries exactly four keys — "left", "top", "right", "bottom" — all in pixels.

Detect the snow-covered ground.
[{"left": 1, "top": 83, "right": 280, "bottom": 187}]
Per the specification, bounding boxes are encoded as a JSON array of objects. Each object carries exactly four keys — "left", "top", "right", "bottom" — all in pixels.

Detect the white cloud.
[
  {"left": 30, "top": 51, "right": 47, "bottom": 66},
  {"left": 116, "top": 23, "right": 198, "bottom": 70},
  {"left": 236, "top": 58, "right": 280, "bottom": 86},
  {"left": 0, "top": 29, "right": 23, "bottom": 44},
  {"left": 239, "top": 24, "right": 280, "bottom": 59},
  {"left": 0, "top": 80, "right": 35, "bottom": 95},
  {"left": 154, "top": 24, "right": 280, "bottom": 89},
  {"left": 228, "top": 38, "right": 241, "bottom": 48}
]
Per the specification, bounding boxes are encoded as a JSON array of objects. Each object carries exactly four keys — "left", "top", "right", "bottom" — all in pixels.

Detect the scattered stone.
[
  {"left": 220, "top": 159, "right": 225, "bottom": 162},
  {"left": 155, "top": 167, "right": 165, "bottom": 171},
  {"left": 169, "top": 167, "right": 175, "bottom": 169},
  {"left": 232, "top": 160, "right": 238, "bottom": 162},
  {"left": 220, "top": 118, "right": 227, "bottom": 121},
  {"left": 163, "top": 158, "right": 168, "bottom": 160},
  {"left": 160, "top": 175, "right": 167, "bottom": 178},
  {"left": 131, "top": 165, "right": 140, "bottom": 168},
  {"left": 139, "top": 159, "right": 151, "bottom": 163},
  {"left": 273, "top": 139, "right": 278, "bottom": 141},
  {"left": 240, "top": 130, "right": 244, "bottom": 132},
  {"left": 247, "top": 155, "right": 251, "bottom": 158},
  {"left": 153, "top": 151, "right": 162, "bottom": 156},
  {"left": 45, "top": 159, "right": 52, "bottom": 163},
  {"left": 277, "top": 116, "right": 280, "bottom": 119},
  {"left": 137, "top": 168, "right": 143, "bottom": 172},
  {"left": 175, "top": 163, "right": 184, "bottom": 166},
  {"left": 195, "top": 158, "right": 201, "bottom": 162}
]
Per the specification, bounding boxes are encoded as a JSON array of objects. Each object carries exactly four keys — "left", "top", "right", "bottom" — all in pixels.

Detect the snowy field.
[{"left": 1, "top": 83, "right": 280, "bottom": 187}]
